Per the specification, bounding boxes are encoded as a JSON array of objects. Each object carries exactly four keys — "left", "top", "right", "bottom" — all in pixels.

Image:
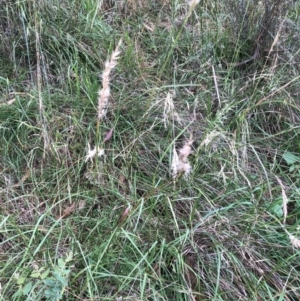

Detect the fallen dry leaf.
[
  {"left": 56, "top": 203, "right": 76, "bottom": 220},
  {"left": 11, "top": 169, "right": 31, "bottom": 188},
  {"left": 118, "top": 206, "right": 131, "bottom": 225},
  {"left": 104, "top": 128, "right": 114, "bottom": 143},
  {"left": 37, "top": 226, "right": 49, "bottom": 233},
  {"left": 143, "top": 22, "right": 155, "bottom": 32},
  {"left": 0, "top": 98, "right": 16, "bottom": 106},
  {"left": 78, "top": 200, "right": 86, "bottom": 210}
]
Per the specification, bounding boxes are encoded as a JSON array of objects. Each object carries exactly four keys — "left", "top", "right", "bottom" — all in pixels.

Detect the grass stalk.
[{"left": 158, "top": 0, "right": 200, "bottom": 78}]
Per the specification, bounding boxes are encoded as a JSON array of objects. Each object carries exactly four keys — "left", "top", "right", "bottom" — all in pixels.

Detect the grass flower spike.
[
  {"left": 97, "top": 39, "right": 122, "bottom": 120},
  {"left": 86, "top": 40, "right": 121, "bottom": 162}
]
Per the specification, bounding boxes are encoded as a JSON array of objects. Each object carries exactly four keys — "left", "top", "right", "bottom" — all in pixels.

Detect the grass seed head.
[
  {"left": 172, "top": 136, "right": 194, "bottom": 178},
  {"left": 85, "top": 143, "right": 105, "bottom": 162},
  {"left": 289, "top": 234, "right": 300, "bottom": 249},
  {"left": 97, "top": 39, "right": 122, "bottom": 120}
]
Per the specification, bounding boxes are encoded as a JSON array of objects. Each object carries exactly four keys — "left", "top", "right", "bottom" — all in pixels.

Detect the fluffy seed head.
[
  {"left": 172, "top": 136, "right": 194, "bottom": 178},
  {"left": 85, "top": 143, "right": 105, "bottom": 162}
]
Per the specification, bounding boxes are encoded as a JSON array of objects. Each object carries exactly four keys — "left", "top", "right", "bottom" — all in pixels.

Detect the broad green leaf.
[
  {"left": 12, "top": 289, "right": 23, "bottom": 298},
  {"left": 31, "top": 271, "right": 41, "bottom": 278},
  {"left": 58, "top": 258, "right": 65, "bottom": 269},
  {"left": 45, "top": 288, "right": 62, "bottom": 300},
  {"left": 53, "top": 272, "right": 68, "bottom": 286},
  {"left": 41, "top": 269, "right": 50, "bottom": 279},
  {"left": 43, "top": 278, "right": 56, "bottom": 287},
  {"left": 23, "top": 281, "right": 33, "bottom": 295},
  {"left": 283, "top": 152, "right": 300, "bottom": 165},
  {"left": 31, "top": 267, "right": 45, "bottom": 278}
]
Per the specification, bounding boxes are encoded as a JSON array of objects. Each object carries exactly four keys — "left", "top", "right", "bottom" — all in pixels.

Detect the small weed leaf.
[
  {"left": 45, "top": 287, "right": 63, "bottom": 300},
  {"left": 31, "top": 267, "right": 49, "bottom": 278},
  {"left": 31, "top": 271, "right": 42, "bottom": 278},
  {"left": 13, "top": 254, "right": 73, "bottom": 300},
  {"left": 16, "top": 274, "right": 26, "bottom": 285},
  {"left": 41, "top": 269, "right": 51, "bottom": 280},
  {"left": 283, "top": 152, "right": 300, "bottom": 174},
  {"left": 269, "top": 198, "right": 285, "bottom": 218},
  {"left": 43, "top": 278, "right": 57, "bottom": 287},
  {"left": 43, "top": 277, "right": 65, "bottom": 300},
  {"left": 57, "top": 258, "right": 65, "bottom": 269},
  {"left": 283, "top": 152, "right": 300, "bottom": 165},
  {"left": 53, "top": 271, "right": 69, "bottom": 286},
  {"left": 272, "top": 203, "right": 284, "bottom": 218},
  {"left": 23, "top": 281, "right": 33, "bottom": 295}
]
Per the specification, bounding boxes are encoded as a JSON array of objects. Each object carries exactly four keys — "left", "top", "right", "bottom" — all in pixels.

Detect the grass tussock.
[{"left": 1, "top": 0, "right": 300, "bottom": 300}]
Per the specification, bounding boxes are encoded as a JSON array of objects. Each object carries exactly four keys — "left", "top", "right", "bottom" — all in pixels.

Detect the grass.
[{"left": 1, "top": 0, "right": 300, "bottom": 300}]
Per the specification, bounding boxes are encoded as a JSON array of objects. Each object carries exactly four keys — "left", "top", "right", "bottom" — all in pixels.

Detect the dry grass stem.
[
  {"left": 254, "top": 75, "right": 300, "bottom": 109},
  {"left": 188, "top": 0, "right": 200, "bottom": 11},
  {"left": 163, "top": 90, "right": 182, "bottom": 128},
  {"left": 200, "top": 130, "right": 222, "bottom": 147},
  {"left": 0, "top": 98, "right": 16, "bottom": 106},
  {"left": 172, "top": 145, "right": 180, "bottom": 178},
  {"left": 263, "top": 20, "right": 284, "bottom": 74},
  {"left": 35, "top": 17, "right": 51, "bottom": 157},
  {"left": 212, "top": 64, "right": 221, "bottom": 108},
  {"left": 97, "top": 39, "right": 122, "bottom": 120},
  {"left": 276, "top": 176, "right": 288, "bottom": 224}
]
